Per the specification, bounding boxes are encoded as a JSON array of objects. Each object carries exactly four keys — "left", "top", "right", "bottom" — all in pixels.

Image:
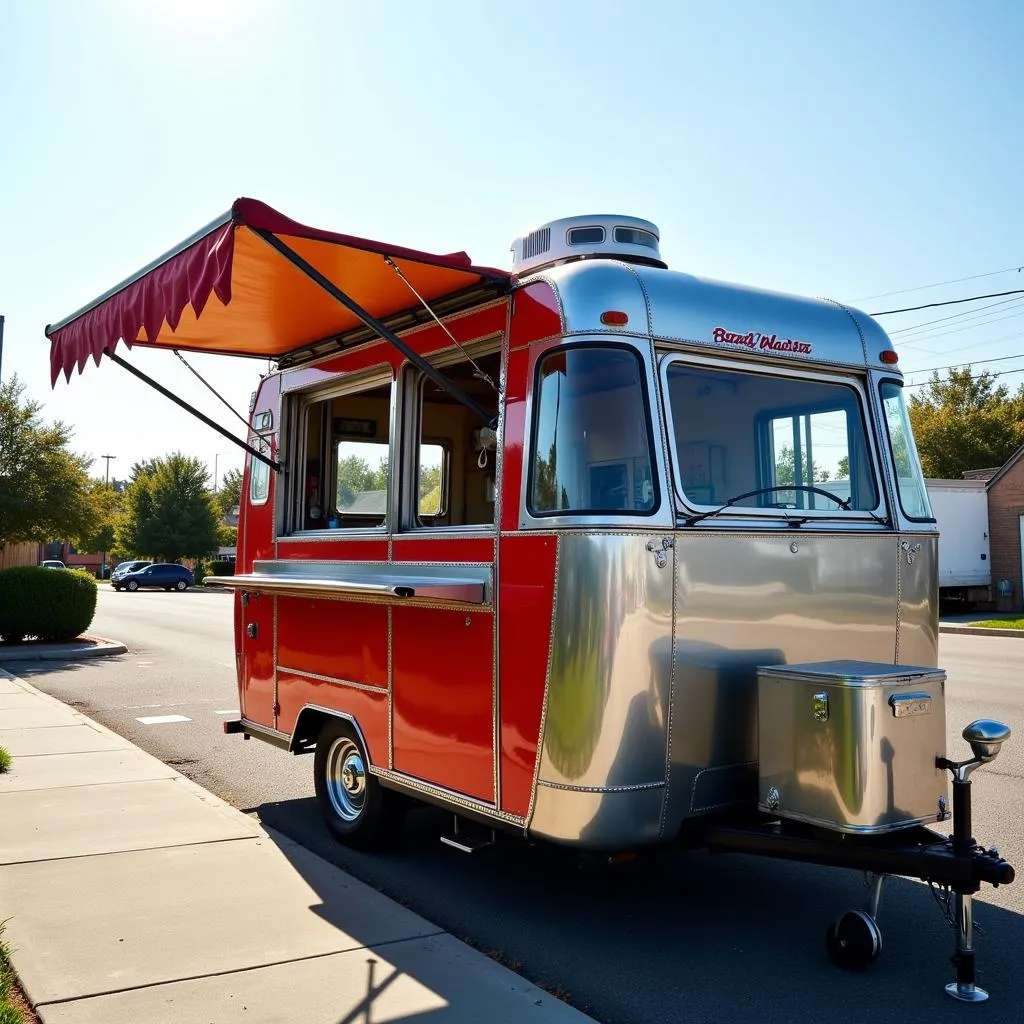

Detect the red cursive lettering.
[{"left": 711, "top": 326, "right": 812, "bottom": 356}]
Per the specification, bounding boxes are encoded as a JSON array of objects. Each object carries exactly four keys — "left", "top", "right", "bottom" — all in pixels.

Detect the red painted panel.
[
  {"left": 392, "top": 606, "right": 494, "bottom": 801},
  {"left": 240, "top": 592, "right": 276, "bottom": 727},
  {"left": 274, "top": 539, "right": 388, "bottom": 562},
  {"left": 302, "top": 341, "right": 399, "bottom": 377},
  {"left": 277, "top": 597, "right": 388, "bottom": 687},
  {"left": 390, "top": 537, "right": 495, "bottom": 563},
  {"left": 498, "top": 534, "right": 557, "bottom": 817},
  {"left": 509, "top": 281, "right": 561, "bottom": 350},
  {"left": 276, "top": 671, "right": 388, "bottom": 767}
]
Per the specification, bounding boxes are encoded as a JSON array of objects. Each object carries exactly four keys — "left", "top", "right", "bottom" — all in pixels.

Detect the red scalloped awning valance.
[{"left": 46, "top": 198, "right": 509, "bottom": 386}]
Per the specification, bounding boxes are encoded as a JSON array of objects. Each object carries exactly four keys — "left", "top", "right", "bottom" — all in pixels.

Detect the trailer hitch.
[{"left": 935, "top": 719, "right": 1013, "bottom": 1003}]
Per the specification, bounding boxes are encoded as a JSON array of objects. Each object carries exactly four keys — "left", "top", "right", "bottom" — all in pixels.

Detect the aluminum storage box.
[{"left": 757, "top": 660, "right": 949, "bottom": 834}]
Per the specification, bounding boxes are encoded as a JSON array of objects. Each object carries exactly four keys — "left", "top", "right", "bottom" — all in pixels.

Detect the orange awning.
[{"left": 46, "top": 198, "right": 510, "bottom": 386}]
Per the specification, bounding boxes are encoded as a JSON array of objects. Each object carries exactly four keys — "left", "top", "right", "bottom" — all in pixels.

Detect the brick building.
[{"left": 983, "top": 447, "right": 1024, "bottom": 611}]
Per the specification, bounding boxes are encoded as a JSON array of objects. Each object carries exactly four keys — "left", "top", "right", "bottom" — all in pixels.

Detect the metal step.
[{"left": 440, "top": 817, "right": 495, "bottom": 854}]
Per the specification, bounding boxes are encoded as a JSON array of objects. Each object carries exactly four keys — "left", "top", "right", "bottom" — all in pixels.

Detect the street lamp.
[{"left": 100, "top": 455, "right": 116, "bottom": 579}]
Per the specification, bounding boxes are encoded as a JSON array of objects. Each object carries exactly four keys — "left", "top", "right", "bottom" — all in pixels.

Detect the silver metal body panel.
[
  {"left": 205, "top": 559, "right": 491, "bottom": 606},
  {"left": 527, "top": 530, "right": 940, "bottom": 849},
  {"left": 527, "top": 259, "right": 896, "bottom": 372},
  {"left": 529, "top": 534, "right": 673, "bottom": 847},
  {"left": 757, "top": 661, "right": 949, "bottom": 833}
]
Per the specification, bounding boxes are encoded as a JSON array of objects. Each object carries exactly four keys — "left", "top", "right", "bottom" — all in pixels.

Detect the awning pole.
[
  {"left": 106, "top": 350, "right": 280, "bottom": 472},
  {"left": 252, "top": 228, "right": 497, "bottom": 428}
]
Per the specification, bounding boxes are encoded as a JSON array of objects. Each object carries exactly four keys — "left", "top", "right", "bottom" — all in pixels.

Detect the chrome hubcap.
[{"left": 325, "top": 737, "right": 365, "bottom": 822}]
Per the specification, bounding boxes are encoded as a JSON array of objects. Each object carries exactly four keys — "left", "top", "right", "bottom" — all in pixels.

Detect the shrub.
[
  {"left": 209, "top": 560, "right": 235, "bottom": 577},
  {"left": 0, "top": 566, "right": 97, "bottom": 644},
  {"left": 193, "top": 560, "right": 207, "bottom": 586},
  {"left": 0, "top": 747, "right": 10, "bottom": 773}
]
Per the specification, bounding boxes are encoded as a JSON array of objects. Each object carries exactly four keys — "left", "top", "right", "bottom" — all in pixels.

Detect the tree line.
[{"left": 0, "top": 374, "right": 241, "bottom": 562}]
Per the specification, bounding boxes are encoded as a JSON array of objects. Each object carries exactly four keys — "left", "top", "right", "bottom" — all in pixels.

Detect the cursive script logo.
[{"left": 711, "top": 326, "right": 813, "bottom": 355}]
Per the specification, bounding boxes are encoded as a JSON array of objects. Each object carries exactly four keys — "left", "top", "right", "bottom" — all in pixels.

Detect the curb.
[
  {"left": 940, "top": 624, "right": 1024, "bottom": 638},
  {"left": 0, "top": 633, "right": 127, "bottom": 662}
]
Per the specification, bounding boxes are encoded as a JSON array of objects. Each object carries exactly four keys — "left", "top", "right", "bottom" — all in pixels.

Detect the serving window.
[{"left": 290, "top": 378, "right": 393, "bottom": 532}]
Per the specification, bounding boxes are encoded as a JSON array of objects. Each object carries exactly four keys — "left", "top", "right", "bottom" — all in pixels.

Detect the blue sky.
[{"left": 2, "top": 0, "right": 1022, "bottom": 484}]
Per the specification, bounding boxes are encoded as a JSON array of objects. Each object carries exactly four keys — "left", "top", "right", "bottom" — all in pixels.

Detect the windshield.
[
  {"left": 663, "top": 361, "right": 880, "bottom": 514},
  {"left": 879, "top": 381, "right": 933, "bottom": 520}
]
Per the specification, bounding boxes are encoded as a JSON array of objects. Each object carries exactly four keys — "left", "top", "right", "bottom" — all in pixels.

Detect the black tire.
[
  {"left": 826, "top": 910, "right": 882, "bottom": 971},
  {"left": 313, "top": 718, "right": 403, "bottom": 849},
  {"left": 126, "top": 580, "right": 139, "bottom": 592},
  {"left": 112, "top": 585, "right": 121, "bottom": 592},
  {"left": 175, "top": 579, "right": 188, "bottom": 591}
]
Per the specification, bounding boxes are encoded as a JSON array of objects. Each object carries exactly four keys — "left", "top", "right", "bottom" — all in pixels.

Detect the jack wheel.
[{"left": 826, "top": 910, "right": 882, "bottom": 971}]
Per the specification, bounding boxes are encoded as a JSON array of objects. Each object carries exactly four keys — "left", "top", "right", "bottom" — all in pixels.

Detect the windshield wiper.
[{"left": 682, "top": 485, "right": 888, "bottom": 527}]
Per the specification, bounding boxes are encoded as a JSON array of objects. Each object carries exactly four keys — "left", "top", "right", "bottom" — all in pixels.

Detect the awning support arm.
[
  {"left": 106, "top": 350, "right": 280, "bottom": 472},
  {"left": 252, "top": 228, "right": 497, "bottom": 428}
]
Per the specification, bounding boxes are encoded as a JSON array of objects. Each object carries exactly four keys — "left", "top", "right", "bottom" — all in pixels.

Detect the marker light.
[
  {"left": 880, "top": 350, "right": 899, "bottom": 364},
  {"left": 601, "top": 310, "right": 629, "bottom": 326}
]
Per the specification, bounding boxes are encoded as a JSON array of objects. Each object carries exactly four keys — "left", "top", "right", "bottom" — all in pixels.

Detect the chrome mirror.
[{"left": 962, "top": 720, "right": 1011, "bottom": 763}]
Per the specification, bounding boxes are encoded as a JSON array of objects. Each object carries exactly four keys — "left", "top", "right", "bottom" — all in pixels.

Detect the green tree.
[
  {"left": 116, "top": 453, "right": 220, "bottom": 561},
  {"left": 774, "top": 444, "right": 831, "bottom": 485},
  {"left": 214, "top": 467, "right": 243, "bottom": 519},
  {"left": 336, "top": 453, "right": 388, "bottom": 510},
  {"left": 74, "top": 481, "right": 123, "bottom": 554},
  {"left": 908, "top": 367, "right": 1024, "bottom": 478},
  {"left": 0, "top": 375, "right": 98, "bottom": 548}
]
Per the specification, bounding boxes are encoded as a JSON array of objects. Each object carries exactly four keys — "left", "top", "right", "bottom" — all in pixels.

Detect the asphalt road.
[{"left": 8, "top": 588, "right": 1024, "bottom": 1024}]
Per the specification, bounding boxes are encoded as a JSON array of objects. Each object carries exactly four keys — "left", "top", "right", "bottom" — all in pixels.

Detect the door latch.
[
  {"left": 246, "top": 623, "right": 258, "bottom": 639},
  {"left": 645, "top": 536, "right": 675, "bottom": 569}
]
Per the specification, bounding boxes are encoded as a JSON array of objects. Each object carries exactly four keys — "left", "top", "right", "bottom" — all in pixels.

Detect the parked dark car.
[
  {"left": 113, "top": 563, "right": 193, "bottom": 592},
  {"left": 110, "top": 560, "right": 152, "bottom": 583}
]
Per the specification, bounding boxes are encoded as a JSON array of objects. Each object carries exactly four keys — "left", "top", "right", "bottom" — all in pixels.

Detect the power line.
[
  {"left": 895, "top": 306, "right": 1024, "bottom": 348},
  {"left": 889, "top": 295, "right": 1024, "bottom": 336},
  {"left": 871, "top": 287, "right": 1024, "bottom": 316},
  {"left": 898, "top": 328, "right": 1024, "bottom": 359},
  {"left": 904, "top": 365, "right": 1024, "bottom": 388},
  {"left": 854, "top": 265, "right": 1023, "bottom": 302},
  {"left": 902, "top": 350, "right": 1024, "bottom": 379}
]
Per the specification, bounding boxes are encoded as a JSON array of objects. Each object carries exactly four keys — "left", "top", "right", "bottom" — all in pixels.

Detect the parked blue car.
[{"left": 112, "top": 563, "right": 193, "bottom": 592}]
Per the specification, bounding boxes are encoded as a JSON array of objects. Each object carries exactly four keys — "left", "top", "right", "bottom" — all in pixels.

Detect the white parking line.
[
  {"left": 214, "top": 709, "right": 240, "bottom": 715},
  {"left": 136, "top": 714, "right": 192, "bottom": 725}
]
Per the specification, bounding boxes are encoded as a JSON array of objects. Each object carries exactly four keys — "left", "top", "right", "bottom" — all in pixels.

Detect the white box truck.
[{"left": 925, "top": 479, "right": 992, "bottom": 606}]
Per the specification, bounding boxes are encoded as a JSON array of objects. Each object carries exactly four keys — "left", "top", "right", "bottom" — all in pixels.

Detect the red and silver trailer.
[{"left": 46, "top": 199, "right": 1014, "bottom": 1000}]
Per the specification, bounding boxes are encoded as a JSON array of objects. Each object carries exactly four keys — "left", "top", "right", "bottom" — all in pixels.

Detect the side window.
[
  {"left": 294, "top": 379, "right": 392, "bottom": 531},
  {"left": 249, "top": 454, "right": 270, "bottom": 506},
  {"left": 529, "top": 346, "right": 657, "bottom": 516},
  {"left": 411, "top": 350, "right": 501, "bottom": 529}
]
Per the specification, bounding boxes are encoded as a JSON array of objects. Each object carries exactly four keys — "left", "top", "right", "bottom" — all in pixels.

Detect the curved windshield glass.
[
  {"left": 663, "top": 361, "right": 880, "bottom": 513},
  {"left": 880, "top": 381, "right": 933, "bottom": 520},
  {"left": 529, "top": 346, "right": 658, "bottom": 516}
]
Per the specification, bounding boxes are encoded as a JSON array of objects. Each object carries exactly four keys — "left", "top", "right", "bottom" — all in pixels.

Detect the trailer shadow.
[{"left": 254, "top": 794, "right": 1024, "bottom": 1024}]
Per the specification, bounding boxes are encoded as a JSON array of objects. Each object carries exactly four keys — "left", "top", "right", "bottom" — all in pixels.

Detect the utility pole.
[{"left": 100, "top": 455, "right": 116, "bottom": 580}]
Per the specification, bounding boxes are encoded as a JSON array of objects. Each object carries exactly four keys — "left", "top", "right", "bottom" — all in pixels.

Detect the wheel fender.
[{"left": 291, "top": 704, "right": 373, "bottom": 764}]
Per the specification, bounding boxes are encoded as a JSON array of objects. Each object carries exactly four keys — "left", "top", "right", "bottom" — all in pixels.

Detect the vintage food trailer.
[{"left": 46, "top": 199, "right": 1014, "bottom": 1000}]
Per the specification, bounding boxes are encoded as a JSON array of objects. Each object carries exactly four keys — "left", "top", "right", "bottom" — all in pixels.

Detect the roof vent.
[{"left": 510, "top": 214, "right": 666, "bottom": 275}]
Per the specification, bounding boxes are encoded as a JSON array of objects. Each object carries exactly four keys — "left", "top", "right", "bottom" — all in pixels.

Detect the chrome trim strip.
[
  {"left": 689, "top": 762, "right": 758, "bottom": 814},
  {"left": 537, "top": 779, "right": 665, "bottom": 794},
  {"left": 387, "top": 603, "right": 394, "bottom": 770},
  {"left": 276, "top": 666, "right": 388, "bottom": 695},
  {"left": 525, "top": 535, "right": 560, "bottom": 830},
  {"left": 369, "top": 765, "right": 525, "bottom": 826},
  {"left": 272, "top": 595, "right": 279, "bottom": 728}
]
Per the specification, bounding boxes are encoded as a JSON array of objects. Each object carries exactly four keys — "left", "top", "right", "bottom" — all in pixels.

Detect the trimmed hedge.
[
  {"left": 208, "top": 560, "right": 235, "bottom": 577},
  {"left": 0, "top": 567, "right": 98, "bottom": 644}
]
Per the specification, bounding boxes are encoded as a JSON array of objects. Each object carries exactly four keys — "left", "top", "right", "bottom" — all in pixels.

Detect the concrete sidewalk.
[{"left": 0, "top": 669, "right": 596, "bottom": 1024}]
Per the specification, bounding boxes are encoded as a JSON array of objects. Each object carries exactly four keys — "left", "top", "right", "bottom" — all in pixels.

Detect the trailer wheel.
[
  {"left": 313, "top": 718, "right": 402, "bottom": 849},
  {"left": 826, "top": 910, "right": 882, "bottom": 971}
]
